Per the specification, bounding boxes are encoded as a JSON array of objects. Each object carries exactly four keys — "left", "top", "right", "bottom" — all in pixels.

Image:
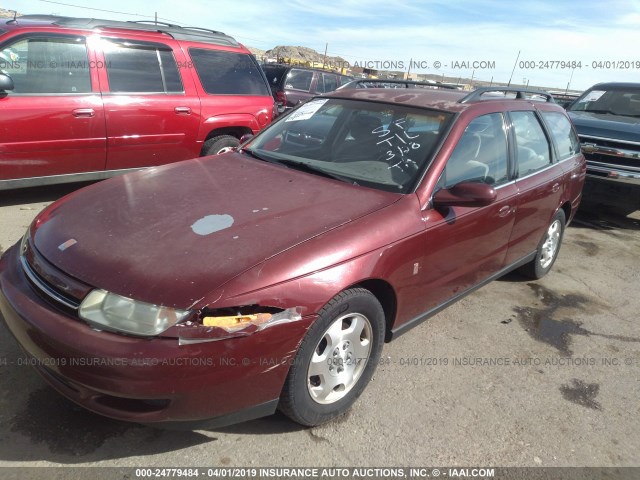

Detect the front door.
[
  {"left": 0, "top": 34, "right": 106, "bottom": 181},
  {"left": 421, "top": 112, "right": 517, "bottom": 311}
]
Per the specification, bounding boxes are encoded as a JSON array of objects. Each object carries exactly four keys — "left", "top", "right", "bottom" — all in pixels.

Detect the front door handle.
[
  {"left": 72, "top": 108, "right": 95, "bottom": 118},
  {"left": 498, "top": 205, "right": 512, "bottom": 217},
  {"left": 175, "top": 106, "right": 192, "bottom": 115}
]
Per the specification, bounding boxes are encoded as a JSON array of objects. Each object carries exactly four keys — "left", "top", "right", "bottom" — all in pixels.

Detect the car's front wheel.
[
  {"left": 202, "top": 135, "right": 240, "bottom": 156},
  {"left": 519, "top": 209, "right": 566, "bottom": 279},
  {"left": 279, "top": 288, "right": 385, "bottom": 426}
]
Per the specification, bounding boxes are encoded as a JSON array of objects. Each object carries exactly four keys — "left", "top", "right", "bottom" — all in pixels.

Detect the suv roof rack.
[
  {"left": 459, "top": 86, "right": 555, "bottom": 103},
  {"left": 339, "top": 78, "right": 459, "bottom": 90},
  {"left": 13, "top": 15, "right": 238, "bottom": 47}
]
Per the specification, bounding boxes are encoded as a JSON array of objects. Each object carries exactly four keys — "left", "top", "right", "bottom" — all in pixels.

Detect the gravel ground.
[{"left": 0, "top": 183, "right": 638, "bottom": 472}]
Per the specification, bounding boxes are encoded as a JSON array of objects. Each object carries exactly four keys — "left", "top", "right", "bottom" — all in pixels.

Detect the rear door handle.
[
  {"left": 72, "top": 108, "right": 95, "bottom": 118},
  {"left": 551, "top": 183, "right": 560, "bottom": 193},
  {"left": 175, "top": 106, "right": 192, "bottom": 115}
]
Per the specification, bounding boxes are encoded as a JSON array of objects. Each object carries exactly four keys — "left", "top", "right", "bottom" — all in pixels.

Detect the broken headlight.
[{"left": 79, "top": 289, "right": 190, "bottom": 336}]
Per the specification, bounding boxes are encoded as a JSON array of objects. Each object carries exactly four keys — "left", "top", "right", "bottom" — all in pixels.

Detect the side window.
[
  {"left": 443, "top": 113, "right": 509, "bottom": 188},
  {"left": 189, "top": 48, "right": 269, "bottom": 95},
  {"left": 0, "top": 36, "right": 91, "bottom": 94},
  {"left": 540, "top": 111, "right": 581, "bottom": 160},
  {"left": 339, "top": 75, "right": 352, "bottom": 86},
  {"left": 285, "top": 69, "right": 313, "bottom": 92},
  {"left": 103, "top": 41, "right": 183, "bottom": 93},
  {"left": 317, "top": 73, "right": 338, "bottom": 93},
  {"left": 511, "top": 111, "right": 552, "bottom": 177}
]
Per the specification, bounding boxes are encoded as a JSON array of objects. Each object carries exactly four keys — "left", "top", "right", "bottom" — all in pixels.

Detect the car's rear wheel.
[
  {"left": 519, "top": 209, "right": 566, "bottom": 279},
  {"left": 279, "top": 288, "right": 385, "bottom": 426},
  {"left": 202, "top": 135, "right": 239, "bottom": 156}
]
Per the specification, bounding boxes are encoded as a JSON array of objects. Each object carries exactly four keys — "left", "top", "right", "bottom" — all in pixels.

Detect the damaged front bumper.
[{"left": 0, "top": 244, "right": 315, "bottom": 425}]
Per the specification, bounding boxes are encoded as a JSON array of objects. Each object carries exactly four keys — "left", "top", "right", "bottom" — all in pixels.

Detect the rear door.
[
  {"left": 0, "top": 33, "right": 106, "bottom": 181},
  {"left": 539, "top": 109, "right": 586, "bottom": 210},
  {"left": 504, "top": 109, "right": 565, "bottom": 264},
  {"left": 96, "top": 37, "right": 201, "bottom": 170}
]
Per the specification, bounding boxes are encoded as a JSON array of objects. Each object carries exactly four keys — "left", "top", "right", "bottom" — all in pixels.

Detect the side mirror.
[
  {"left": 0, "top": 73, "right": 14, "bottom": 92},
  {"left": 433, "top": 182, "right": 497, "bottom": 208},
  {"left": 239, "top": 133, "right": 254, "bottom": 145}
]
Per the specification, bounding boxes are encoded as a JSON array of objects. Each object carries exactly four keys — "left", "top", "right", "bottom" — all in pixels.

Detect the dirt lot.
[{"left": 0, "top": 183, "right": 639, "bottom": 471}]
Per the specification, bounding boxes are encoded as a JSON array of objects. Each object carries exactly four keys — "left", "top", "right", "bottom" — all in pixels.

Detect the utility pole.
[
  {"left": 508, "top": 50, "right": 521, "bottom": 87},
  {"left": 322, "top": 43, "right": 328, "bottom": 70},
  {"left": 155, "top": 12, "right": 158, "bottom": 25},
  {"left": 565, "top": 67, "right": 575, "bottom": 94}
]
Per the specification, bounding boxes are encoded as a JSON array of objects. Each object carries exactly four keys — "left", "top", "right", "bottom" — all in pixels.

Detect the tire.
[
  {"left": 279, "top": 288, "right": 385, "bottom": 426},
  {"left": 519, "top": 209, "right": 566, "bottom": 279},
  {"left": 201, "top": 135, "right": 239, "bottom": 156}
]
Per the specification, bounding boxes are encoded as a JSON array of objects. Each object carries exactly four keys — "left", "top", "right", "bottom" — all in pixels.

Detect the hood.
[
  {"left": 32, "top": 154, "right": 401, "bottom": 308},
  {"left": 568, "top": 110, "right": 640, "bottom": 143}
]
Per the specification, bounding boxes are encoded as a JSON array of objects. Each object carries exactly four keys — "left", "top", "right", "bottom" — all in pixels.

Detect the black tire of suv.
[
  {"left": 519, "top": 209, "right": 566, "bottom": 279},
  {"left": 202, "top": 135, "right": 240, "bottom": 156},
  {"left": 278, "top": 288, "right": 385, "bottom": 427}
]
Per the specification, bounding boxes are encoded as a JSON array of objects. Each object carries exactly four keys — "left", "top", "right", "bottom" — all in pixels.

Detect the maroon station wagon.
[{"left": 0, "top": 87, "right": 586, "bottom": 427}]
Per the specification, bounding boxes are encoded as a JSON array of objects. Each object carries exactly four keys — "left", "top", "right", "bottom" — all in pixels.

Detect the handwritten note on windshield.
[{"left": 372, "top": 119, "right": 421, "bottom": 171}]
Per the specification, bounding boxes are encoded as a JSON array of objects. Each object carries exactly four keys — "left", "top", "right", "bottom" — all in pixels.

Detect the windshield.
[
  {"left": 569, "top": 87, "right": 640, "bottom": 118},
  {"left": 245, "top": 98, "right": 452, "bottom": 193}
]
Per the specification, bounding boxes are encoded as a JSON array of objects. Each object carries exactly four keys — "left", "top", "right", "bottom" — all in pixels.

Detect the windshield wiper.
[
  {"left": 276, "top": 159, "right": 358, "bottom": 185},
  {"left": 240, "top": 148, "right": 270, "bottom": 162},
  {"left": 584, "top": 108, "right": 640, "bottom": 118},
  {"left": 584, "top": 109, "right": 616, "bottom": 115}
]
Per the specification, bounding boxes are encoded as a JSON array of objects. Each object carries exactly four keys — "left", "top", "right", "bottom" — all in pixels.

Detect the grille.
[
  {"left": 21, "top": 255, "right": 81, "bottom": 311},
  {"left": 579, "top": 135, "right": 640, "bottom": 172}
]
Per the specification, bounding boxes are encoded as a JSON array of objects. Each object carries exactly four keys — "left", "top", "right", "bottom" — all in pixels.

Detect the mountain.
[
  {"left": 261, "top": 45, "right": 347, "bottom": 67},
  {"left": 0, "top": 8, "right": 19, "bottom": 18}
]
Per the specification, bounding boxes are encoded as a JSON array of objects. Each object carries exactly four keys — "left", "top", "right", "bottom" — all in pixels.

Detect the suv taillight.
[{"left": 276, "top": 91, "right": 287, "bottom": 105}]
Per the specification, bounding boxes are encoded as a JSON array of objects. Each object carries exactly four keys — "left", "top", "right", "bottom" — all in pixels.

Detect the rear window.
[
  {"left": 317, "top": 72, "right": 338, "bottom": 94},
  {"left": 284, "top": 69, "right": 313, "bottom": 92},
  {"left": 511, "top": 111, "right": 552, "bottom": 176},
  {"left": 540, "top": 111, "right": 581, "bottom": 160},
  {"left": 262, "top": 65, "right": 288, "bottom": 86},
  {"left": 189, "top": 49, "right": 270, "bottom": 96}
]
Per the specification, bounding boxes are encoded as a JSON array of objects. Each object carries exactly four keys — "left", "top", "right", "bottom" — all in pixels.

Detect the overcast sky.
[{"left": 10, "top": 0, "right": 640, "bottom": 90}]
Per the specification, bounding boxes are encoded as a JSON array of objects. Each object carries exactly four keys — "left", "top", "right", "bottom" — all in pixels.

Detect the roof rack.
[
  {"left": 13, "top": 15, "right": 238, "bottom": 47},
  {"left": 459, "top": 86, "right": 555, "bottom": 103},
  {"left": 339, "top": 78, "right": 459, "bottom": 90}
]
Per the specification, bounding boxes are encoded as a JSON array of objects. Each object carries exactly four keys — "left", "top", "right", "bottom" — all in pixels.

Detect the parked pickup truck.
[{"left": 566, "top": 82, "right": 640, "bottom": 213}]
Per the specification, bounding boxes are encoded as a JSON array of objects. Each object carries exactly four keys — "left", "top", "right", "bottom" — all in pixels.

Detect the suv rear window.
[
  {"left": 284, "top": 69, "right": 313, "bottom": 92},
  {"left": 189, "top": 49, "right": 269, "bottom": 96},
  {"left": 103, "top": 40, "right": 183, "bottom": 93},
  {"left": 262, "top": 65, "right": 288, "bottom": 87}
]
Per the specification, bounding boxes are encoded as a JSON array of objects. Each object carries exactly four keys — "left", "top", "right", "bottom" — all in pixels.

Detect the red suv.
[{"left": 0, "top": 15, "right": 274, "bottom": 190}]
